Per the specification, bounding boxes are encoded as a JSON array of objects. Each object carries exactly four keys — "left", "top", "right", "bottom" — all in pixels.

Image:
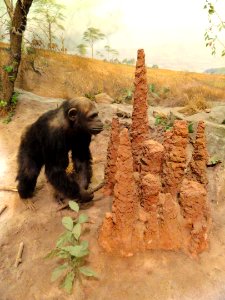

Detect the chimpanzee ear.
[{"left": 68, "top": 108, "right": 77, "bottom": 121}]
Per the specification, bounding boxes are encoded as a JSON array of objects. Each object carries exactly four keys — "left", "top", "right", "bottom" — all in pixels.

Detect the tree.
[
  {"left": 204, "top": 1, "right": 225, "bottom": 56},
  {"left": 1, "top": 0, "right": 33, "bottom": 107},
  {"left": 83, "top": 27, "right": 105, "bottom": 58},
  {"left": 29, "top": 0, "right": 65, "bottom": 50},
  {"left": 122, "top": 58, "right": 135, "bottom": 65},
  {"left": 76, "top": 43, "right": 87, "bottom": 56},
  {"left": 104, "top": 45, "right": 119, "bottom": 61},
  {"left": 96, "top": 50, "right": 104, "bottom": 59},
  {"left": 152, "top": 64, "right": 159, "bottom": 69}
]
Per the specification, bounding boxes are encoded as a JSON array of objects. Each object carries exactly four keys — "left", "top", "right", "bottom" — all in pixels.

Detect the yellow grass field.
[{"left": 1, "top": 42, "right": 225, "bottom": 109}]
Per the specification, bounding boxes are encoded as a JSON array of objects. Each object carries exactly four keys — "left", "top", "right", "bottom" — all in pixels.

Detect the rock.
[{"left": 95, "top": 93, "right": 114, "bottom": 104}]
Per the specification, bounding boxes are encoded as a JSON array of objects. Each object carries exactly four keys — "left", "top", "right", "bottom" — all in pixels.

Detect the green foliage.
[
  {"left": 3, "top": 65, "right": 13, "bottom": 73},
  {"left": 208, "top": 156, "right": 222, "bottom": 166},
  {"left": 46, "top": 200, "right": 97, "bottom": 294},
  {"left": 222, "top": 119, "right": 225, "bottom": 125},
  {"left": 154, "top": 115, "right": 173, "bottom": 131},
  {"left": 204, "top": 1, "right": 225, "bottom": 56},
  {"left": 0, "top": 100, "right": 7, "bottom": 108},
  {"left": 3, "top": 111, "right": 14, "bottom": 124},
  {"left": 76, "top": 44, "right": 87, "bottom": 56},
  {"left": 1, "top": 92, "right": 19, "bottom": 124},
  {"left": 188, "top": 122, "right": 194, "bottom": 133},
  {"left": 148, "top": 83, "right": 155, "bottom": 93}
]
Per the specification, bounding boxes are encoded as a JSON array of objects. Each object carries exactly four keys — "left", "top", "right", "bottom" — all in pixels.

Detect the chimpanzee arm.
[{"left": 71, "top": 134, "right": 92, "bottom": 190}]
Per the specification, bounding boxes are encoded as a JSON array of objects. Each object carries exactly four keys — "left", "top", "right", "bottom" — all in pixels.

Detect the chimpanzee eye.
[{"left": 89, "top": 113, "right": 98, "bottom": 119}]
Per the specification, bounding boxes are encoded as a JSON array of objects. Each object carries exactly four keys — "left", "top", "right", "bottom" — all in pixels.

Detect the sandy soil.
[{"left": 1, "top": 92, "right": 225, "bottom": 300}]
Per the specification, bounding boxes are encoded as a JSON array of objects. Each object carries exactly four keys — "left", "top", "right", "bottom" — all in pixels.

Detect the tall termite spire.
[{"left": 130, "top": 49, "right": 149, "bottom": 172}]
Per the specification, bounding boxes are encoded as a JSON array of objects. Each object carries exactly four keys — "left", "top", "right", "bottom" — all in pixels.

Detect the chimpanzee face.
[{"left": 67, "top": 98, "right": 103, "bottom": 135}]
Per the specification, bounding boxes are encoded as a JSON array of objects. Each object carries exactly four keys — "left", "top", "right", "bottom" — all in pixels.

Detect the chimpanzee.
[{"left": 16, "top": 97, "right": 103, "bottom": 206}]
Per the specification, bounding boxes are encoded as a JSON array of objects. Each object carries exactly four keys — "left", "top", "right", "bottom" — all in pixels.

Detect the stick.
[
  {"left": 0, "top": 205, "right": 7, "bottom": 215},
  {"left": 90, "top": 181, "right": 105, "bottom": 193},
  {"left": 56, "top": 181, "right": 105, "bottom": 212},
  {"left": 0, "top": 186, "right": 18, "bottom": 192},
  {"left": 14, "top": 242, "right": 24, "bottom": 268}
]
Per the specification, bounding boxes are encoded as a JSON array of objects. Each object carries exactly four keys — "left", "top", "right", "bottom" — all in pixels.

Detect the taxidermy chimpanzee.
[{"left": 16, "top": 97, "right": 103, "bottom": 206}]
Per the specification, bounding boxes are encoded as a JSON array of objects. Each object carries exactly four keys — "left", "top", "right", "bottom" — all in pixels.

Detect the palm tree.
[{"left": 83, "top": 27, "right": 105, "bottom": 58}]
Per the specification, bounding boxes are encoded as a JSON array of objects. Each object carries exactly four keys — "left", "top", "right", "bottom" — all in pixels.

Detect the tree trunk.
[
  {"left": 49, "top": 22, "right": 52, "bottom": 49},
  {"left": 2, "top": 0, "right": 33, "bottom": 106}
]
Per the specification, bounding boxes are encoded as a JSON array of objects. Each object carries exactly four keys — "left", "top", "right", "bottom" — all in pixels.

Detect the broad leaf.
[
  {"left": 45, "top": 249, "right": 59, "bottom": 259},
  {"left": 64, "top": 245, "right": 89, "bottom": 258},
  {"left": 72, "top": 223, "right": 81, "bottom": 240},
  {"left": 79, "top": 266, "right": 98, "bottom": 278},
  {"left": 69, "top": 201, "right": 79, "bottom": 212},
  {"left": 62, "top": 216, "right": 73, "bottom": 231},
  {"left": 61, "top": 271, "right": 75, "bottom": 294},
  {"left": 80, "top": 240, "right": 89, "bottom": 251},
  {"left": 78, "top": 213, "right": 88, "bottom": 224},
  {"left": 56, "top": 231, "right": 73, "bottom": 247},
  {"left": 51, "top": 263, "right": 68, "bottom": 282},
  {"left": 57, "top": 250, "right": 71, "bottom": 259}
]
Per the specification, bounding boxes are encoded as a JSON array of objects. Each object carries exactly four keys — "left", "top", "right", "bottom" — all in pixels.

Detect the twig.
[
  {"left": 56, "top": 181, "right": 105, "bottom": 212},
  {"left": 14, "top": 242, "right": 24, "bottom": 268},
  {"left": 90, "top": 181, "right": 105, "bottom": 193},
  {"left": 0, "top": 204, "right": 7, "bottom": 215},
  {"left": 0, "top": 186, "right": 18, "bottom": 192}
]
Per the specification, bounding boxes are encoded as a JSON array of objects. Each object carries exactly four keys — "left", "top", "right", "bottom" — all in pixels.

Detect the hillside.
[
  {"left": 204, "top": 67, "right": 225, "bottom": 75},
  {"left": 1, "top": 43, "right": 225, "bottom": 107}
]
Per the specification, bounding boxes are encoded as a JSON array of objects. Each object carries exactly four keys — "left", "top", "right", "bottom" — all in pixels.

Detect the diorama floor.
[{"left": 1, "top": 92, "right": 225, "bottom": 300}]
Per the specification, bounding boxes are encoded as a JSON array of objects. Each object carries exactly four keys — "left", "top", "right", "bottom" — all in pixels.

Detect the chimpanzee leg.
[{"left": 17, "top": 158, "right": 42, "bottom": 199}]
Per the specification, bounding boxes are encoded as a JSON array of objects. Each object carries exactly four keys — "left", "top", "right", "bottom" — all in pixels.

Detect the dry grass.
[{"left": 0, "top": 43, "right": 225, "bottom": 111}]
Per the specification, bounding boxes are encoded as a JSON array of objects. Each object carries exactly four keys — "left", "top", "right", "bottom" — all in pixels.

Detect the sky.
[{"left": 62, "top": 0, "right": 225, "bottom": 72}]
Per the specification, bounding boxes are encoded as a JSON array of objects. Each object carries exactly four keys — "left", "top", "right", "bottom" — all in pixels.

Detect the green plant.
[
  {"left": 46, "top": 201, "right": 97, "bottom": 294},
  {"left": 3, "top": 111, "right": 14, "bottom": 124},
  {"left": 0, "top": 100, "right": 7, "bottom": 107},
  {"left": 222, "top": 119, "right": 225, "bottom": 125},
  {"left": 154, "top": 115, "right": 173, "bottom": 131},
  {"left": 11, "top": 92, "right": 19, "bottom": 105},
  {"left": 188, "top": 122, "right": 194, "bottom": 133},
  {"left": 3, "top": 65, "right": 13, "bottom": 73},
  {"left": 148, "top": 83, "right": 155, "bottom": 93}
]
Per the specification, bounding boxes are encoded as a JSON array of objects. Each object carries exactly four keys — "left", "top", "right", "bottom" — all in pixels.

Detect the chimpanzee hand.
[{"left": 79, "top": 189, "right": 94, "bottom": 203}]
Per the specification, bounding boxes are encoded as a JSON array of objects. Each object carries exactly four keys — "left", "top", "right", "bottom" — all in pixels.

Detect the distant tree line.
[{"left": 0, "top": 1, "right": 136, "bottom": 65}]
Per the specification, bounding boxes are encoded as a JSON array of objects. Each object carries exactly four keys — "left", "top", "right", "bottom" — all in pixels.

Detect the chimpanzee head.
[{"left": 62, "top": 97, "right": 103, "bottom": 135}]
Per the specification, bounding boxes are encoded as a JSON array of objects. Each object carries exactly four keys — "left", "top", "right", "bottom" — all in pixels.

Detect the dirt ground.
[{"left": 1, "top": 92, "right": 225, "bottom": 300}]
